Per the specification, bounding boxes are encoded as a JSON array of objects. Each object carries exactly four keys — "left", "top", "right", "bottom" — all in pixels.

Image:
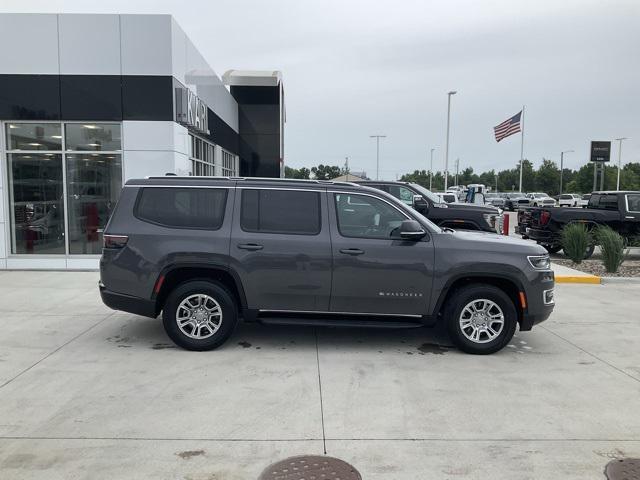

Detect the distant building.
[{"left": 333, "top": 172, "right": 368, "bottom": 182}]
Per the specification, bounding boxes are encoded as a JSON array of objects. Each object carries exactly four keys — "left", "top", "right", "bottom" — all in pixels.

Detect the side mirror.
[
  {"left": 412, "top": 194, "right": 429, "bottom": 212},
  {"left": 399, "top": 220, "right": 427, "bottom": 240}
]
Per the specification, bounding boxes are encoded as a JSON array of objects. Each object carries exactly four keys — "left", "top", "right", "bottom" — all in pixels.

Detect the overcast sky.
[{"left": 3, "top": 0, "right": 639, "bottom": 179}]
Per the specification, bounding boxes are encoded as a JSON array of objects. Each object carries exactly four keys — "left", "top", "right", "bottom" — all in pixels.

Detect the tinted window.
[
  {"left": 590, "top": 194, "right": 618, "bottom": 210},
  {"left": 560, "top": 194, "right": 572, "bottom": 200},
  {"left": 334, "top": 193, "right": 407, "bottom": 239},
  {"left": 387, "top": 185, "right": 414, "bottom": 205},
  {"left": 241, "top": 189, "right": 321, "bottom": 235},
  {"left": 136, "top": 188, "right": 227, "bottom": 229},
  {"left": 626, "top": 194, "right": 640, "bottom": 212}
]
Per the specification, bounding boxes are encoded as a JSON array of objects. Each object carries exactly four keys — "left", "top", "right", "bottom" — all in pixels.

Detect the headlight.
[{"left": 528, "top": 255, "right": 551, "bottom": 270}]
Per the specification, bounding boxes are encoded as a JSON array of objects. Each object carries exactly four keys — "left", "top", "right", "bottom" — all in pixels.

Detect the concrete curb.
[
  {"left": 555, "top": 275, "right": 601, "bottom": 284},
  {"left": 600, "top": 276, "right": 640, "bottom": 284}
]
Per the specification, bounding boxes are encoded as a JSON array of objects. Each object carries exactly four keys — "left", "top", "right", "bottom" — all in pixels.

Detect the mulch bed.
[{"left": 552, "top": 257, "right": 640, "bottom": 277}]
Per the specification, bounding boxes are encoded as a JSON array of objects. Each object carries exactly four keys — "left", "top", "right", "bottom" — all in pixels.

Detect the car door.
[
  {"left": 328, "top": 190, "right": 434, "bottom": 316},
  {"left": 229, "top": 186, "right": 332, "bottom": 311}
]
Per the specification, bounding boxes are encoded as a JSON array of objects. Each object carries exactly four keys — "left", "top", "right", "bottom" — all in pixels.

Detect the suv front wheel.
[
  {"left": 444, "top": 284, "right": 517, "bottom": 354},
  {"left": 163, "top": 281, "right": 238, "bottom": 351}
]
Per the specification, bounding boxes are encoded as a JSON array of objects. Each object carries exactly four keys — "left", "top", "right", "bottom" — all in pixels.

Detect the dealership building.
[{"left": 0, "top": 13, "right": 285, "bottom": 270}]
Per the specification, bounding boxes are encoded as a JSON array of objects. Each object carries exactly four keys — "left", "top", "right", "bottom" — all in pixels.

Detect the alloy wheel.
[
  {"left": 176, "top": 294, "right": 223, "bottom": 339},
  {"left": 459, "top": 299, "right": 505, "bottom": 344}
]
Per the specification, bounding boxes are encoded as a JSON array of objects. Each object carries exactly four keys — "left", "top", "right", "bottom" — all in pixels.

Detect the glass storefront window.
[
  {"left": 64, "top": 124, "right": 122, "bottom": 151},
  {"left": 65, "top": 154, "right": 122, "bottom": 254},
  {"left": 7, "top": 153, "right": 66, "bottom": 254},
  {"left": 4, "top": 122, "right": 123, "bottom": 256},
  {"left": 6, "top": 123, "right": 62, "bottom": 150}
]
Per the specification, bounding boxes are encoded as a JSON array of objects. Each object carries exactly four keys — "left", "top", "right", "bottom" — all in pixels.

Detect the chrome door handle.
[
  {"left": 339, "top": 248, "right": 364, "bottom": 256},
  {"left": 237, "top": 243, "right": 264, "bottom": 251}
]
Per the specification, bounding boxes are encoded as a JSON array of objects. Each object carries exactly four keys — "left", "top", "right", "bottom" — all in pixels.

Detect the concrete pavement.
[{"left": 0, "top": 271, "right": 639, "bottom": 479}]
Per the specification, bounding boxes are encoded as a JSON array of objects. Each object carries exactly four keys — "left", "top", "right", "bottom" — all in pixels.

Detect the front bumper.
[{"left": 519, "top": 270, "right": 555, "bottom": 330}]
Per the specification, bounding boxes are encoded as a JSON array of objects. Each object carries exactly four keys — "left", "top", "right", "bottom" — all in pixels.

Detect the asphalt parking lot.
[{"left": 0, "top": 271, "right": 639, "bottom": 479}]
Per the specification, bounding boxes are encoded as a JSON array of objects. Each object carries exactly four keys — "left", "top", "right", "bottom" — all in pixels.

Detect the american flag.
[{"left": 494, "top": 111, "right": 522, "bottom": 142}]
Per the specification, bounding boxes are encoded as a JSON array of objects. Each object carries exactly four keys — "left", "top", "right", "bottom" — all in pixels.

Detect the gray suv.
[{"left": 100, "top": 177, "right": 555, "bottom": 354}]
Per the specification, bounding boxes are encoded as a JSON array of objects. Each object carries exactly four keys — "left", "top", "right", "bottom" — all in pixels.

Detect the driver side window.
[{"left": 334, "top": 193, "right": 408, "bottom": 239}]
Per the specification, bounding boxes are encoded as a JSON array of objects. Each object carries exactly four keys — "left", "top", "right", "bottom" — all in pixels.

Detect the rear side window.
[
  {"left": 590, "top": 194, "right": 618, "bottom": 210},
  {"left": 135, "top": 187, "right": 227, "bottom": 229},
  {"left": 627, "top": 194, "right": 640, "bottom": 212},
  {"left": 241, "top": 189, "right": 321, "bottom": 235}
]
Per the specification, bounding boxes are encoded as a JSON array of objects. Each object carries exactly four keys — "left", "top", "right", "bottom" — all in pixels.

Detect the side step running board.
[{"left": 257, "top": 316, "right": 424, "bottom": 329}]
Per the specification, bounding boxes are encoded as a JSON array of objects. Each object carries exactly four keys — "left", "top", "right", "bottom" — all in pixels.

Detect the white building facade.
[{"left": 0, "top": 14, "right": 284, "bottom": 270}]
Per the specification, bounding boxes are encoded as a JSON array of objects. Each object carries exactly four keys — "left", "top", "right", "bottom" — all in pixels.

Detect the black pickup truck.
[
  {"left": 357, "top": 181, "right": 503, "bottom": 233},
  {"left": 518, "top": 191, "right": 640, "bottom": 254}
]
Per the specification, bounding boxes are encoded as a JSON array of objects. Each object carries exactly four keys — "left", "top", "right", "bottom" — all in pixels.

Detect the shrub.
[
  {"left": 595, "top": 226, "right": 628, "bottom": 273},
  {"left": 561, "top": 223, "right": 590, "bottom": 264}
]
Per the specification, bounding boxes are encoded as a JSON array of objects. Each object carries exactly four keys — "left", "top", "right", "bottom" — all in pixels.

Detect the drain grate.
[
  {"left": 605, "top": 458, "right": 640, "bottom": 480},
  {"left": 258, "top": 455, "right": 361, "bottom": 480}
]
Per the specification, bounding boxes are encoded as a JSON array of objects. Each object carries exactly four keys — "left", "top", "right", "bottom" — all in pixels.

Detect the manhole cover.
[
  {"left": 258, "top": 455, "right": 361, "bottom": 480},
  {"left": 605, "top": 458, "right": 640, "bottom": 480}
]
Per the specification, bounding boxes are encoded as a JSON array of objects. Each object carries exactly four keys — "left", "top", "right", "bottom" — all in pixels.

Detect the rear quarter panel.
[{"left": 100, "top": 185, "right": 234, "bottom": 300}]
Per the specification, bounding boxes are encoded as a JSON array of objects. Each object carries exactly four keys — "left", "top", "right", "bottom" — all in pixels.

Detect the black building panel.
[
  {"left": 60, "top": 75, "right": 122, "bottom": 121},
  {"left": 0, "top": 74, "right": 61, "bottom": 120},
  {"left": 122, "top": 76, "right": 173, "bottom": 121}
]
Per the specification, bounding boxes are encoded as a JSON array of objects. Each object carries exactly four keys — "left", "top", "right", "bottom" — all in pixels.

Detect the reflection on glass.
[
  {"left": 65, "top": 124, "right": 122, "bottom": 151},
  {"left": 66, "top": 154, "right": 122, "bottom": 254},
  {"left": 8, "top": 154, "right": 65, "bottom": 254},
  {"left": 6, "top": 123, "right": 62, "bottom": 151}
]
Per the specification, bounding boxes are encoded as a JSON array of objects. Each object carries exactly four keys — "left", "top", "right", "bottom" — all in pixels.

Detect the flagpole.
[{"left": 519, "top": 106, "right": 525, "bottom": 192}]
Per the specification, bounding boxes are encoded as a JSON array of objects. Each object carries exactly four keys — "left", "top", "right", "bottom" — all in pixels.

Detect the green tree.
[
  {"left": 311, "top": 164, "right": 342, "bottom": 180},
  {"left": 284, "top": 166, "right": 310, "bottom": 179},
  {"left": 535, "top": 159, "right": 561, "bottom": 195}
]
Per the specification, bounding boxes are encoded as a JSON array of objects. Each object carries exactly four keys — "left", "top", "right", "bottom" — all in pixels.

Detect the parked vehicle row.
[
  {"left": 100, "top": 177, "right": 554, "bottom": 355},
  {"left": 516, "top": 191, "right": 640, "bottom": 256}
]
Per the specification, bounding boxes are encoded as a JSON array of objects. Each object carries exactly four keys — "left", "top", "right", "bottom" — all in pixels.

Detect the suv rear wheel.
[
  {"left": 444, "top": 284, "right": 517, "bottom": 354},
  {"left": 163, "top": 281, "right": 238, "bottom": 351}
]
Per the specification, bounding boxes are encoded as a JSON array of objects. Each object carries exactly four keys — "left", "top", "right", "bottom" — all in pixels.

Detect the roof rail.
[{"left": 142, "top": 175, "right": 364, "bottom": 187}]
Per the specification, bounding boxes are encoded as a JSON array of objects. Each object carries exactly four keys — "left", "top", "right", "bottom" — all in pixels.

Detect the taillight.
[
  {"left": 540, "top": 211, "right": 551, "bottom": 226},
  {"left": 103, "top": 234, "right": 129, "bottom": 249}
]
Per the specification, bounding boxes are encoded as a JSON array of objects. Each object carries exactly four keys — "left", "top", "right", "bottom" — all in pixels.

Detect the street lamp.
[
  {"left": 429, "top": 148, "right": 435, "bottom": 190},
  {"left": 559, "top": 149, "right": 574, "bottom": 194},
  {"left": 454, "top": 157, "right": 460, "bottom": 187},
  {"left": 615, "top": 138, "right": 629, "bottom": 190},
  {"left": 444, "top": 90, "right": 457, "bottom": 190},
  {"left": 370, "top": 135, "right": 386, "bottom": 180}
]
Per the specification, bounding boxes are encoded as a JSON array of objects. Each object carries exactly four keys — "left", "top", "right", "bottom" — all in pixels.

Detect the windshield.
[
  {"left": 409, "top": 183, "right": 444, "bottom": 204},
  {"left": 507, "top": 193, "right": 524, "bottom": 198}
]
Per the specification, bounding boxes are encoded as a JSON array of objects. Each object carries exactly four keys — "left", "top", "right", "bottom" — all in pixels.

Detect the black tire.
[
  {"left": 162, "top": 280, "right": 238, "bottom": 351},
  {"left": 443, "top": 284, "right": 518, "bottom": 355},
  {"left": 544, "top": 245, "right": 563, "bottom": 254}
]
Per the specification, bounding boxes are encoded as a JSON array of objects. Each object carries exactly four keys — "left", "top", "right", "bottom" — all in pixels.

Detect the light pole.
[
  {"left": 615, "top": 138, "right": 629, "bottom": 190},
  {"left": 444, "top": 90, "right": 457, "bottom": 190},
  {"left": 559, "top": 149, "right": 574, "bottom": 194},
  {"left": 370, "top": 135, "right": 386, "bottom": 180},
  {"left": 454, "top": 157, "right": 460, "bottom": 188},
  {"left": 495, "top": 174, "right": 498, "bottom": 193},
  {"left": 429, "top": 148, "right": 435, "bottom": 190}
]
